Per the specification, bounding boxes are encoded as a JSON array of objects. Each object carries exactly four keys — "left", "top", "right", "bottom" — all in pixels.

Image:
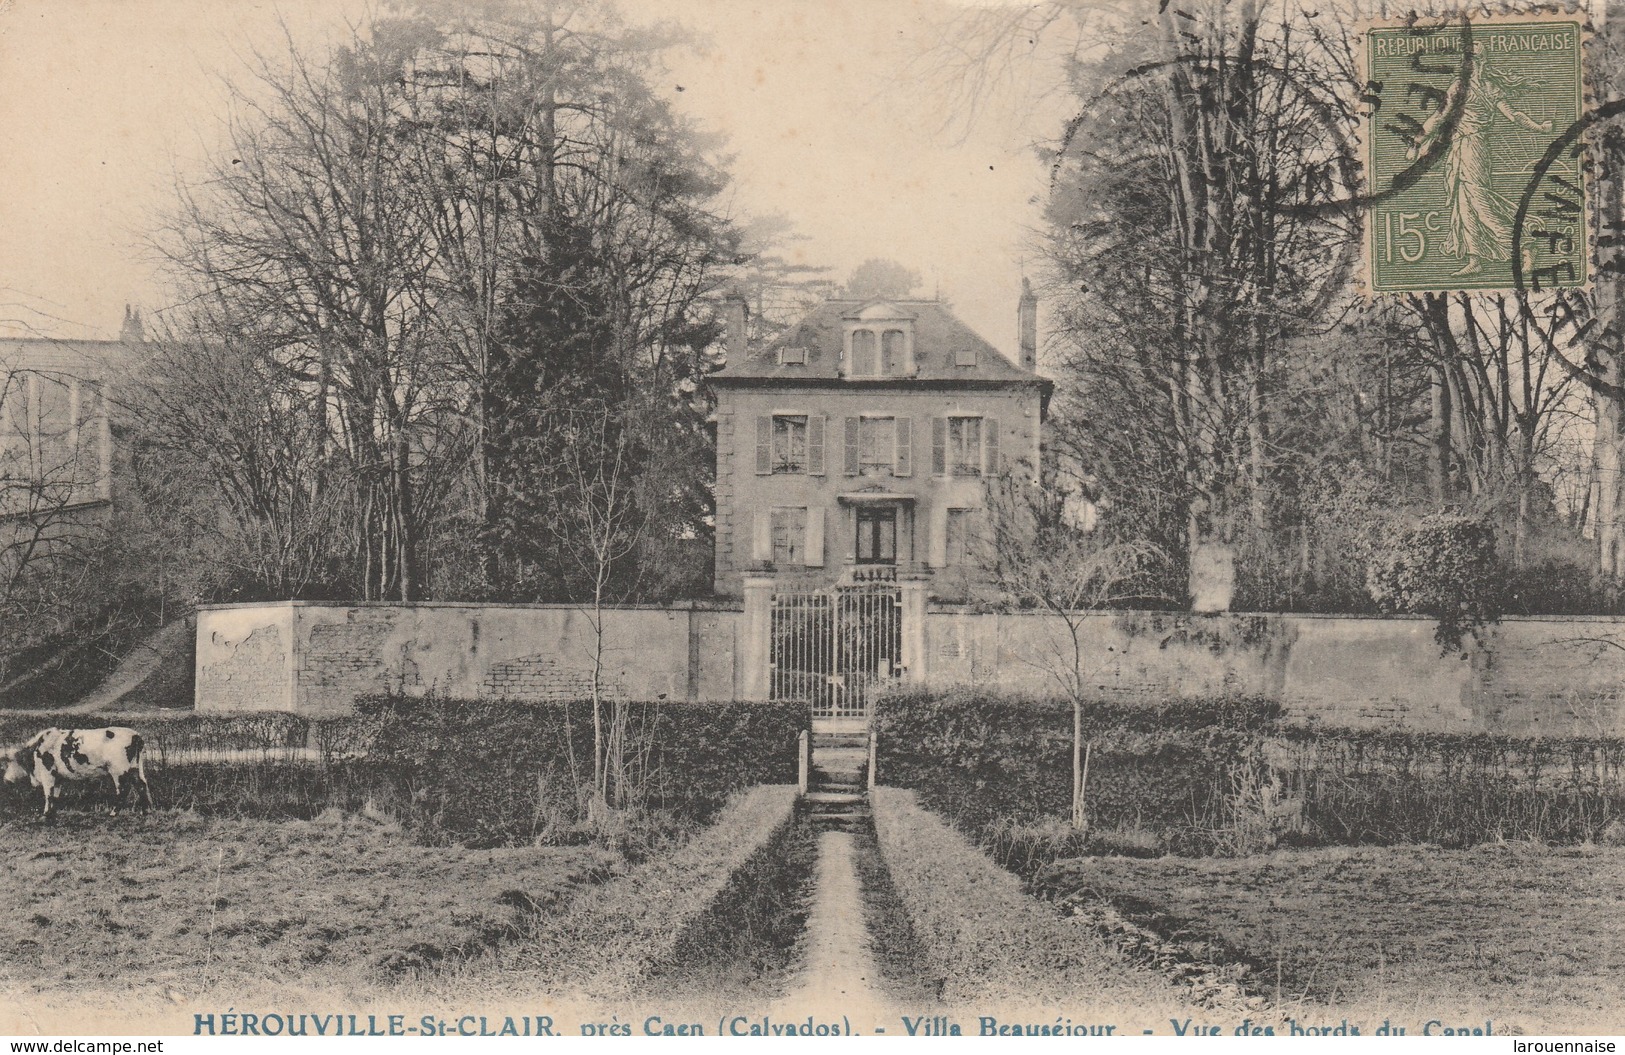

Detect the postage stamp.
[{"left": 1365, "top": 16, "right": 1585, "bottom": 294}]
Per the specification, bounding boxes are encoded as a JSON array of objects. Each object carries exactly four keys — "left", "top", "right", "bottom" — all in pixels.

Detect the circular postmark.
[
  {"left": 1044, "top": 14, "right": 1480, "bottom": 317},
  {"left": 1047, "top": 52, "right": 1367, "bottom": 325},
  {"left": 1512, "top": 99, "right": 1622, "bottom": 376}
]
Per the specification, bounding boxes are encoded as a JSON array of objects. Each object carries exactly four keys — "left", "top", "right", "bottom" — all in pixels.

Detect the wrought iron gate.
[{"left": 770, "top": 583, "right": 903, "bottom": 721}]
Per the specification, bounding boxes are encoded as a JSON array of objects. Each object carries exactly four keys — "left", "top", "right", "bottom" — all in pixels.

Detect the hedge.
[
  {"left": 0, "top": 698, "right": 807, "bottom": 847},
  {"left": 873, "top": 689, "right": 1279, "bottom": 856},
  {"left": 873, "top": 688, "right": 1625, "bottom": 863}
]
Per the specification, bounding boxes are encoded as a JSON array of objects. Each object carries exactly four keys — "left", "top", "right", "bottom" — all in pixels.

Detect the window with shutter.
[
  {"left": 948, "top": 416, "right": 983, "bottom": 476},
  {"left": 882, "top": 330, "right": 906, "bottom": 374},
  {"left": 752, "top": 510, "right": 772, "bottom": 562},
  {"left": 858, "top": 416, "right": 895, "bottom": 475},
  {"left": 931, "top": 417, "right": 946, "bottom": 476},
  {"left": 771, "top": 415, "right": 807, "bottom": 473},
  {"left": 946, "top": 508, "right": 974, "bottom": 566},
  {"left": 844, "top": 417, "right": 860, "bottom": 475},
  {"left": 894, "top": 416, "right": 912, "bottom": 476},
  {"left": 770, "top": 507, "right": 806, "bottom": 564},
  {"left": 850, "top": 330, "right": 878, "bottom": 375},
  {"left": 984, "top": 417, "right": 1000, "bottom": 475}
]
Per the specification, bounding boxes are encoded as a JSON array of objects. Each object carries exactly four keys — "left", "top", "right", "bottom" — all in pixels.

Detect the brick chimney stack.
[
  {"left": 723, "top": 294, "right": 748, "bottom": 364},
  {"left": 1017, "top": 278, "right": 1037, "bottom": 372}
]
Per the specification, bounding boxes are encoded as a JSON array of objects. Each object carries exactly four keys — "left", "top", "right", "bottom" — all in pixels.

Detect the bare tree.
[
  {"left": 0, "top": 358, "right": 121, "bottom": 683},
  {"left": 536, "top": 402, "right": 644, "bottom": 820},
  {"left": 159, "top": 3, "right": 735, "bottom": 604},
  {"left": 1406, "top": 292, "right": 1587, "bottom": 565},
  {"left": 1039, "top": 1, "right": 1363, "bottom": 596},
  {"left": 115, "top": 314, "right": 352, "bottom": 601}
]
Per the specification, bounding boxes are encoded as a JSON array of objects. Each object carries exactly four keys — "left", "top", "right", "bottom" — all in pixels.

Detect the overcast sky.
[{"left": 0, "top": 0, "right": 1069, "bottom": 358}]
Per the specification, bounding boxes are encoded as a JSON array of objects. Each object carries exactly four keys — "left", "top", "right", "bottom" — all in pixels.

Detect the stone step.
[
  {"left": 806, "top": 810, "right": 871, "bottom": 829},
  {"left": 809, "top": 744, "right": 864, "bottom": 760},
  {"left": 810, "top": 781, "right": 863, "bottom": 795},
  {"left": 804, "top": 790, "right": 865, "bottom": 806},
  {"left": 812, "top": 761, "right": 865, "bottom": 776},
  {"left": 813, "top": 732, "right": 870, "bottom": 747}
]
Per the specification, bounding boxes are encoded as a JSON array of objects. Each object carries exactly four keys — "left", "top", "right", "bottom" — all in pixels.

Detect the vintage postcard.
[{"left": 1, "top": 0, "right": 1623, "bottom": 1045}]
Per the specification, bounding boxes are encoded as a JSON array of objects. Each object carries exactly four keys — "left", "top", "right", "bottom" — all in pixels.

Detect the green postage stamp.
[{"left": 1365, "top": 18, "right": 1584, "bottom": 294}]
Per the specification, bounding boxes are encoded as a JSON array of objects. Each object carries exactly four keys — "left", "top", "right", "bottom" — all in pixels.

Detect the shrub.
[
  {"left": 1366, "top": 513, "right": 1503, "bottom": 651},
  {"left": 873, "top": 688, "right": 1279, "bottom": 847},
  {"left": 0, "top": 710, "right": 317, "bottom": 756},
  {"left": 1276, "top": 729, "right": 1625, "bottom": 847}
]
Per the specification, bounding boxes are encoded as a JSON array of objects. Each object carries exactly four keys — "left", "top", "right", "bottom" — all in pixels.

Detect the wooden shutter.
[
  {"left": 752, "top": 510, "right": 772, "bottom": 562},
  {"left": 931, "top": 417, "right": 946, "bottom": 476},
  {"left": 807, "top": 415, "right": 825, "bottom": 476},
  {"left": 844, "top": 416, "right": 860, "bottom": 475},
  {"left": 929, "top": 502, "right": 949, "bottom": 567},
  {"left": 755, "top": 416, "right": 772, "bottom": 475},
  {"left": 894, "top": 416, "right": 912, "bottom": 477},
  {"left": 803, "top": 506, "right": 825, "bottom": 567},
  {"left": 984, "top": 417, "right": 1000, "bottom": 475}
]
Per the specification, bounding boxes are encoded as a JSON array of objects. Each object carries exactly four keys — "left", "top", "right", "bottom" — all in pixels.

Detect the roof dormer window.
[
  {"left": 841, "top": 302, "right": 916, "bottom": 378},
  {"left": 779, "top": 346, "right": 807, "bottom": 366},
  {"left": 850, "top": 329, "right": 879, "bottom": 375}
]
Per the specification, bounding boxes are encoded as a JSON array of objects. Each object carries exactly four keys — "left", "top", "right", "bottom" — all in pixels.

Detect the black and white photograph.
[{"left": 0, "top": 0, "right": 1621, "bottom": 1042}]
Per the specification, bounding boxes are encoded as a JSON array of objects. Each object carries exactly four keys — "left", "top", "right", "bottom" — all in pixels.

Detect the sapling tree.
[{"left": 974, "top": 467, "right": 1164, "bottom": 830}]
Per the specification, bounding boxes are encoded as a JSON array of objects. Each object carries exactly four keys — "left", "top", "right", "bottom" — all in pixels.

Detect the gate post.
[
  {"left": 742, "top": 577, "right": 775, "bottom": 700},
  {"left": 899, "top": 581, "right": 929, "bottom": 685}
]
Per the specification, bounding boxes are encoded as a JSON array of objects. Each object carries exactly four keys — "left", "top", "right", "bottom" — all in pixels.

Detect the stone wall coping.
[
  {"left": 920, "top": 606, "right": 1625, "bottom": 624},
  {"left": 198, "top": 599, "right": 745, "bottom": 613},
  {"left": 198, "top": 600, "right": 1625, "bottom": 625}
]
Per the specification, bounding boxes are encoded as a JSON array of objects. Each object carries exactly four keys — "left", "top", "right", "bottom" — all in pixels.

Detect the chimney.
[
  {"left": 723, "top": 294, "right": 748, "bottom": 364},
  {"left": 1017, "top": 278, "right": 1037, "bottom": 372},
  {"left": 119, "top": 304, "right": 145, "bottom": 343}
]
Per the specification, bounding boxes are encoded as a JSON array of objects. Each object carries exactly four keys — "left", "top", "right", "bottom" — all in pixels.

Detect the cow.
[{"left": 3, "top": 727, "right": 153, "bottom": 818}]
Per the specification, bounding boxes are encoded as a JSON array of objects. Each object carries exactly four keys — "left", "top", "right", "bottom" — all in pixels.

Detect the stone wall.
[
  {"left": 196, "top": 602, "right": 742, "bottom": 716},
  {"left": 195, "top": 605, "right": 295, "bottom": 712},
  {"left": 923, "top": 609, "right": 1625, "bottom": 736},
  {"left": 196, "top": 601, "right": 1625, "bottom": 735}
]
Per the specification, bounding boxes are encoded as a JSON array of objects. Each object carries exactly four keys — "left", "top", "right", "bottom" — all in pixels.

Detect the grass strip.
[
  {"left": 869, "top": 786, "right": 1183, "bottom": 1012},
  {"left": 509, "top": 783, "right": 801, "bottom": 998}
]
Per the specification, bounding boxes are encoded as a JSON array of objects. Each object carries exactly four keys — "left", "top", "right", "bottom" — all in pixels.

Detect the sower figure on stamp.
[{"left": 1408, "top": 55, "right": 1553, "bottom": 277}]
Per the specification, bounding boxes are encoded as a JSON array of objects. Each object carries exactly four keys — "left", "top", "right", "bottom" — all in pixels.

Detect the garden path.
[{"left": 774, "top": 829, "right": 892, "bottom": 1021}]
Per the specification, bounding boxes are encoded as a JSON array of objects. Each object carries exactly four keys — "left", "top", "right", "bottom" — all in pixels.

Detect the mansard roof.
[{"left": 713, "top": 298, "right": 1047, "bottom": 387}]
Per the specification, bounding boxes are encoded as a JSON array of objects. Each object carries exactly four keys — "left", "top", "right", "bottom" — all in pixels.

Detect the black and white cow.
[{"left": 3, "top": 727, "right": 154, "bottom": 818}]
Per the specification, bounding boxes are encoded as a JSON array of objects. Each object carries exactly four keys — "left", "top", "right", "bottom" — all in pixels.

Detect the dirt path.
[
  {"left": 774, "top": 830, "right": 893, "bottom": 1020},
  {"left": 69, "top": 620, "right": 190, "bottom": 712}
]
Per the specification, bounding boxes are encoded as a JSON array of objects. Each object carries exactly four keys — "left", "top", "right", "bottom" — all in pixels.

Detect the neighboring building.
[
  {"left": 710, "top": 284, "right": 1052, "bottom": 600},
  {"left": 0, "top": 309, "right": 140, "bottom": 542}
]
